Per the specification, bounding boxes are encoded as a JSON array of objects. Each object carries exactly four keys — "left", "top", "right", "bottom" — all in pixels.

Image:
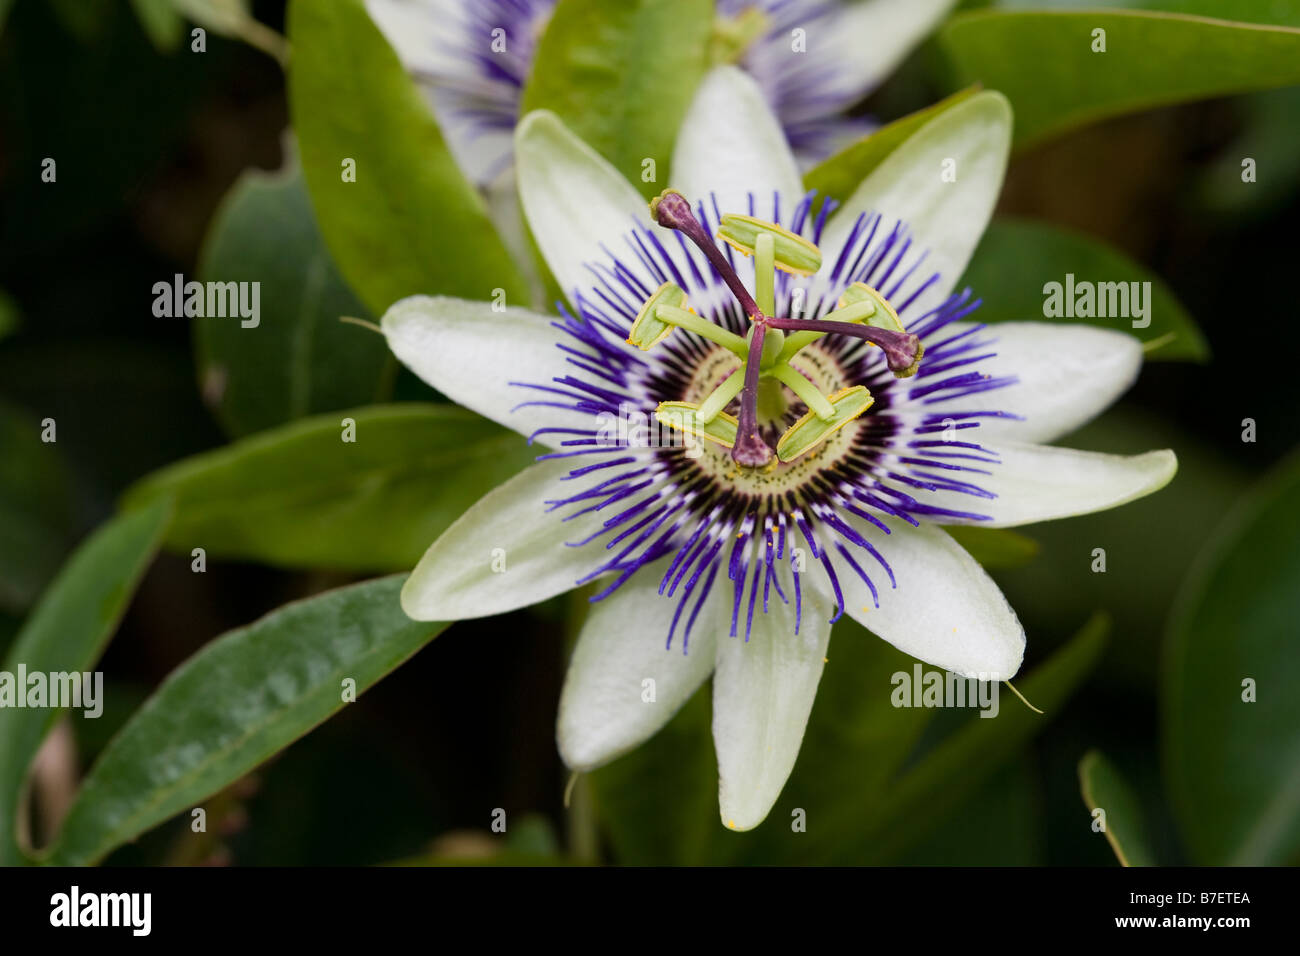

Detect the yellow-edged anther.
[
  {"left": 716, "top": 214, "right": 822, "bottom": 277},
  {"left": 835, "top": 282, "right": 904, "bottom": 333},
  {"left": 656, "top": 401, "right": 738, "bottom": 449},
  {"left": 775, "top": 386, "right": 873, "bottom": 462},
  {"left": 628, "top": 281, "right": 688, "bottom": 350}
]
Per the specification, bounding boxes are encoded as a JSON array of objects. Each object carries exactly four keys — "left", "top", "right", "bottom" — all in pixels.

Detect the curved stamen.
[
  {"left": 651, "top": 190, "right": 761, "bottom": 319},
  {"left": 732, "top": 321, "right": 774, "bottom": 466},
  {"left": 768, "top": 316, "right": 925, "bottom": 377}
]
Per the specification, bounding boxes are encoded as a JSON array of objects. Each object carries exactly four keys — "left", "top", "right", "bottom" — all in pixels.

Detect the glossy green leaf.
[
  {"left": 1165, "top": 452, "right": 1300, "bottom": 865},
  {"left": 287, "top": 0, "right": 527, "bottom": 315},
  {"left": 0, "top": 499, "right": 171, "bottom": 865},
  {"left": 0, "top": 402, "right": 72, "bottom": 613},
  {"left": 120, "top": 404, "right": 537, "bottom": 573},
  {"left": 939, "top": 10, "right": 1300, "bottom": 148},
  {"left": 44, "top": 575, "right": 447, "bottom": 865},
  {"left": 196, "top": 161, "right": 392, "bottom": 438},
  {"left": 804, "top": 87, "right": 979, "bottom": 204},
  {"left": 520, "top": 0, "right": 713, "bottom": 198},
  {"left": 957, "top": 218, "right": 1208, "bottom": 361},
  {"left": 946, "top": 525, "right": 1039, "bottom": 569},
  {"left": 1078, "top": 748, "right": 1155, "bottom": 866}
]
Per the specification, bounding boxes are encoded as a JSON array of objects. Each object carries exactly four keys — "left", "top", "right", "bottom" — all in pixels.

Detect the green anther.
[
  {"left": 835, "top": 282, "right": 904, "bottom": 333},
  {"left": 709, "top": 6, "right": 769, "bottom": 64},
  {"left": 627, "top": 281, "right": 688, "bottom": 350},
  {"left": 775, "top": 386, "right": 874, "bottom": 462},
  {"left": 656, "top": 401, "right": 738, "bottom": 449},
  {"left": 717, "top": 214, "right": 822, "bottom": 277},
  {"left": 823, "top": 299, "right": 878, "bottom": 325},
  {"left": 697, "top": 368, "right": 745, "bottom": 424},
  {"left": 770, "top": 364, "right": 835, "bottom": 421},
  {"left": 755, "top": 233, "right": 775, "bottom": 316},
  {"left": 775, "top": 282, "right": 899, "bottom": 363},
  {"left": 655, "top": 304, "right": 748, "bottom": 356}
]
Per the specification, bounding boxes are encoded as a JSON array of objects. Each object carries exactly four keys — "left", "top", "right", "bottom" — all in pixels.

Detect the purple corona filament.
[{"left": 518, "top": 189, "right": 1015, "bottom": 649}]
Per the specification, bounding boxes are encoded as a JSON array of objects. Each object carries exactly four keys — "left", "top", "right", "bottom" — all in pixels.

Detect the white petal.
[
  {"left": 558, "top": 557, "right": 724, "bottom": 770},
  {"left": 381, "top": 294, "right": 586, "bottom": 447},
  {"left": 401, "top": 457, "right": 604, "bottom": 621},
  {"left": 671, "top": 66, "right": 802, "bottom": 216},
  {"left": 365, "top": 0, "right": 456, "bottom": 77},
  {"left": 712, "top": 573, "right": 834, "bottom": 831},
  {"left": 814, "top": 0, "right": 959, "bottom": 106},
  {"left": 920, "top": 322, "right": 1143, "bottom": 443},
  {"left": 515, "top": 110, "right": 648, "bottom": 306},
  {"left": 432, "top": 87, "right": 517, "bottom": 188},
  {"left": 839, "top": 520, "right": 1024, "bottom": 679},
  {"left": 913, "top": 441, "right": 1178, "bottom": 529},
  {"left": 821, "top": 91, "right": 1011, "bottom": 319}
]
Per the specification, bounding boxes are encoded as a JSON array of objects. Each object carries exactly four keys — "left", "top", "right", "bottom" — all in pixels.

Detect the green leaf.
[
  {"left": 957, "top": 218, "right": 1209, "bottom": 361},
  {"left": 44, "top": 575, "right": 447, "bottom": 865},
  {"left": 129, "top": 0, "right": 183, "bottom": 51},
  {"left": 945, "top": 525, "right": 1039, "bottom": 569},
  {"left": 1078, "top": 748, "right": 1155, "bottom": 866},
  {"left": 0, "top": 402, "right": 72, "bottom": 613},
  {"left": 803, "top": 86, "right": 980, "bottom": 203},
  {"left": 939, "top": 10, "right": 1300, "bottom": 149},
  {"left": 1165, "top": 451, "right": 1300, "bottom": 865},
  {"left": 0, "top": 499, "right": 172, "bottom": 865},
  {"left": 287, "top": 0, "right": 527, "bottom": 315},
  {"left": 120, "top": 404, "right": 537, "bottom": 573},
  {"left": 520, "top": 0, "right": 713, "bottom": 199},
  {"left": 195, "top": 161, "right": 392, "bottom": 438},
  {"left": 993, "top": 0, "right": 1300, "bottom": 31}
]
